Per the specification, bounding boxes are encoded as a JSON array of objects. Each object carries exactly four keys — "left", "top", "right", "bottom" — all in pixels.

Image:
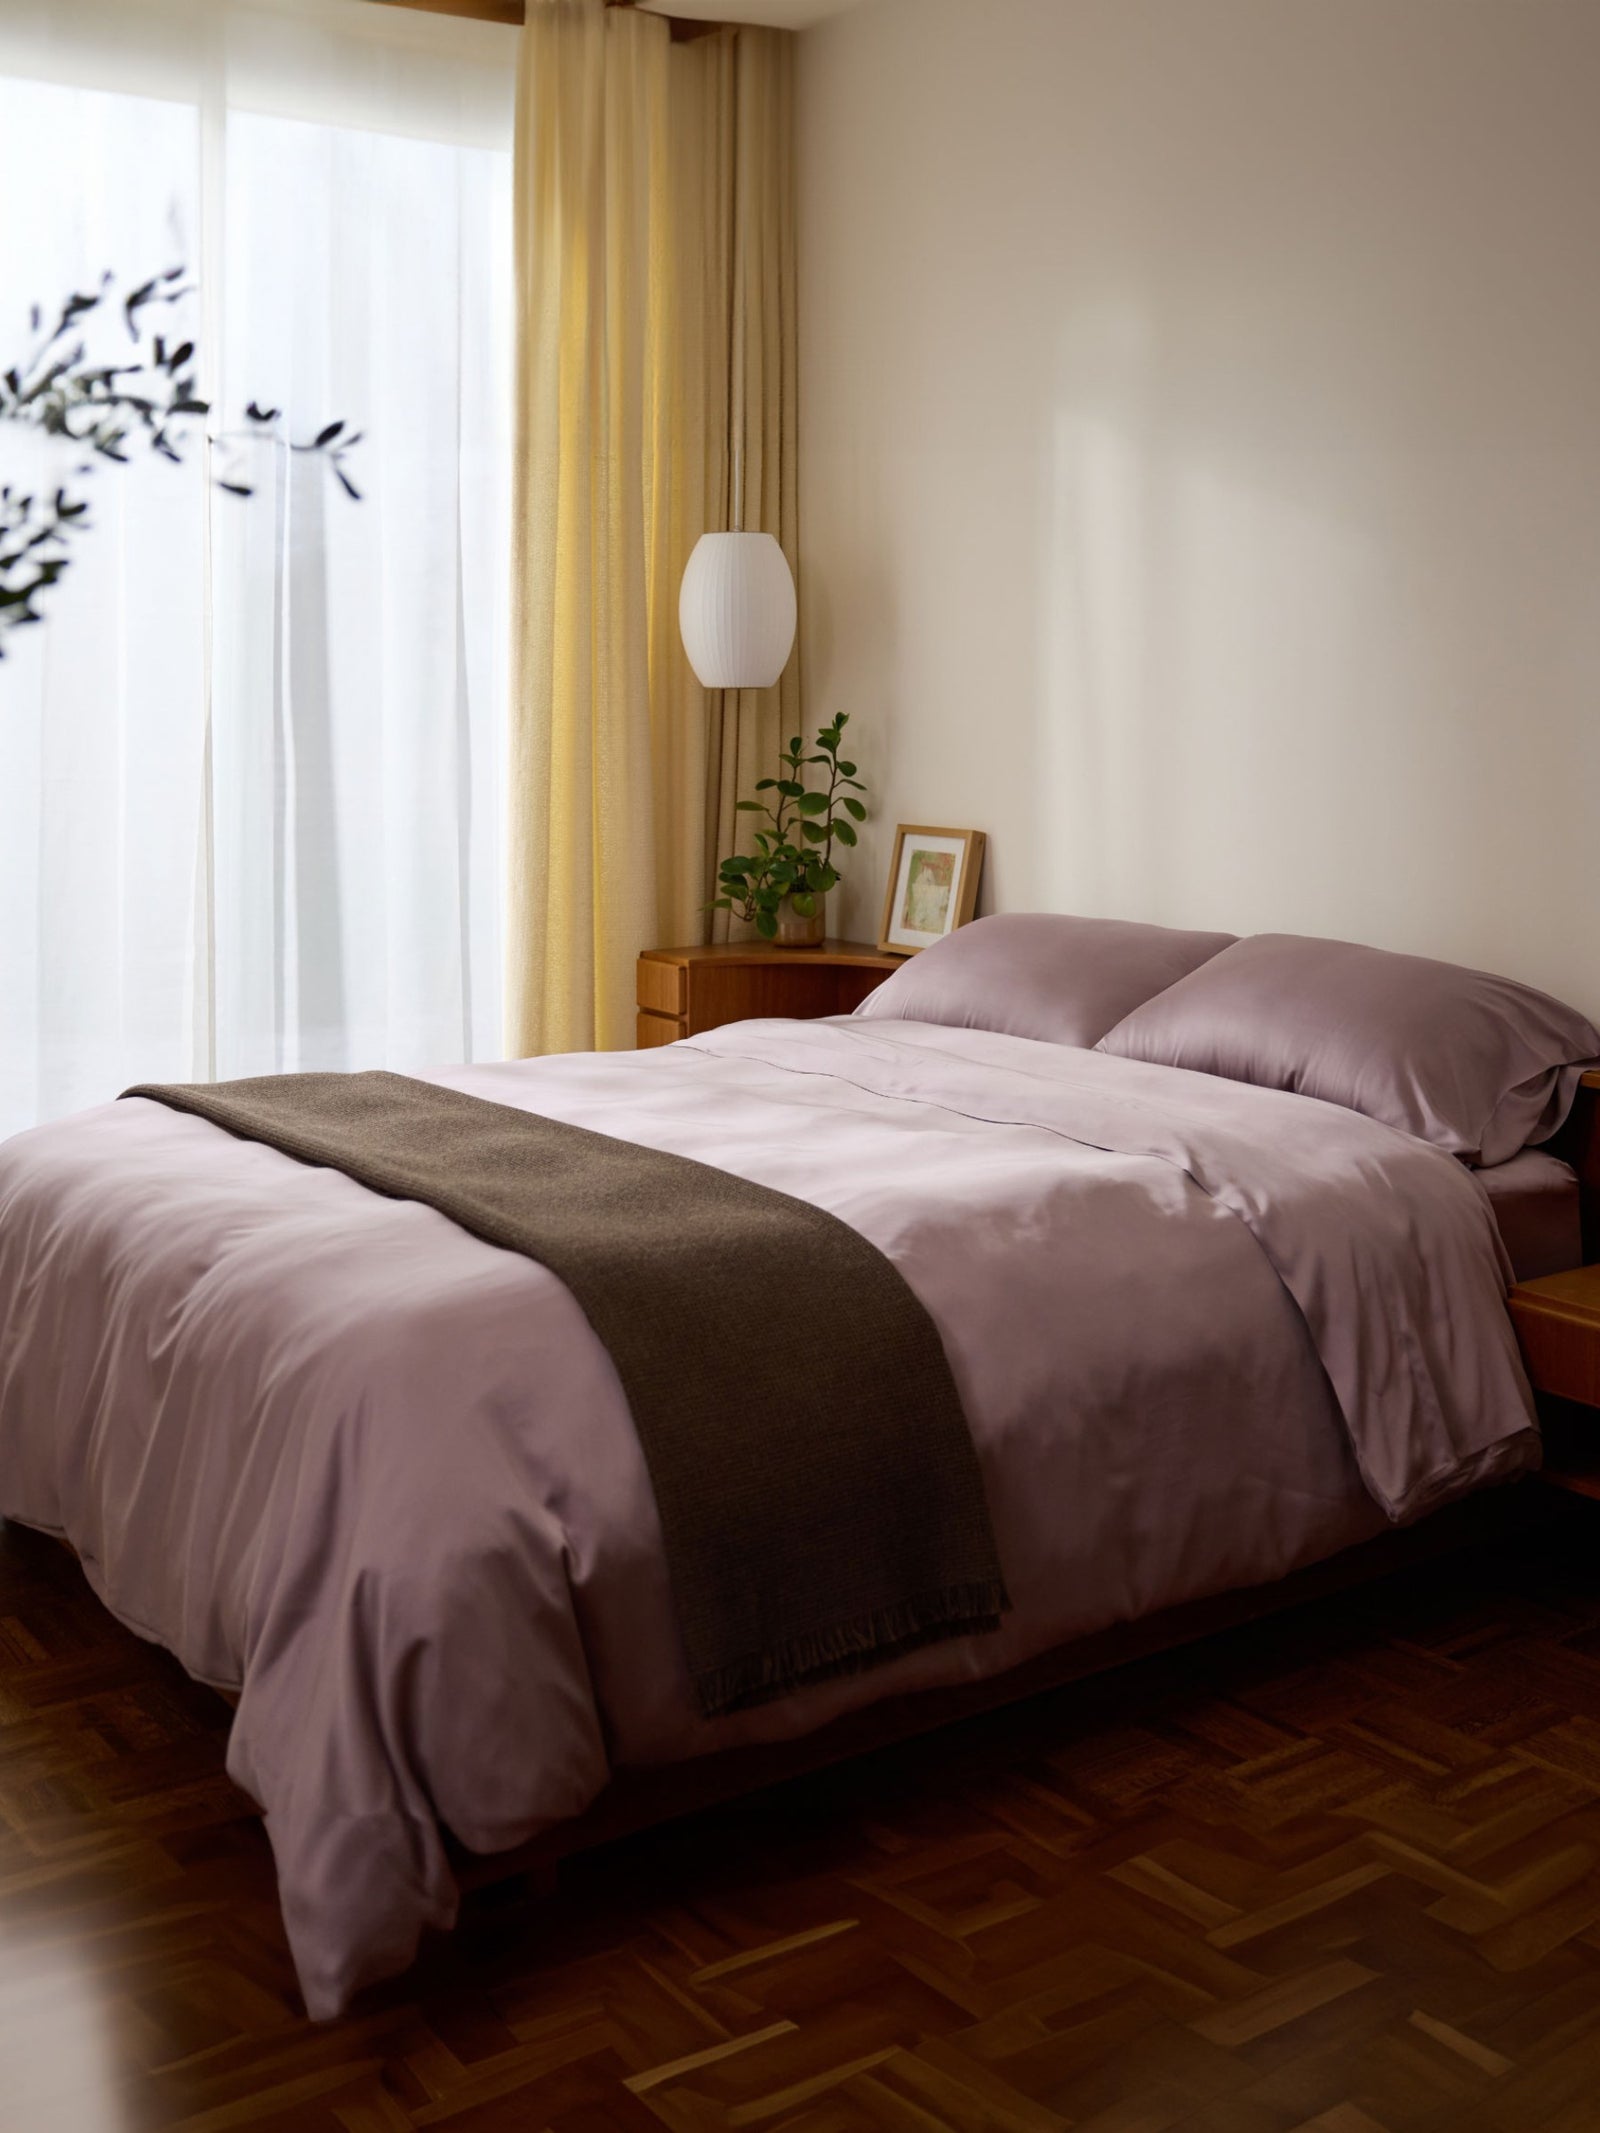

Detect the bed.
[{"left": 0, "top": 914, "right": 1593, "bottom": 2018}]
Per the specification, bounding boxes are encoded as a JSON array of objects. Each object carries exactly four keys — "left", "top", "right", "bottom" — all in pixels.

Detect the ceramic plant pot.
[{"left": 772, "top": 894, "right": 825, "bottom": 948}]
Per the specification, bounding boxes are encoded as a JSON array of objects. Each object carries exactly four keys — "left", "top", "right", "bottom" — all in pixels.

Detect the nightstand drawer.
[
  {"left": 636, "top": 1011, "right": 686, "bottom": 1049},
  {"left": 637, "top": 957, "right": 687, "bottom": 1020},
  {"left": 1510, "top": 1275, "right": 1600, "bottom": 1408}
]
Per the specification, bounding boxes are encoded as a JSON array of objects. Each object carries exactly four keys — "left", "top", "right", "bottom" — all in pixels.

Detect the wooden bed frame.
[
  {"left": 52, "top": 1490, "right": 1543, "bottom": 1909},
  {"left": 454, "top": 1490, "right": 1545, "bottom": 1899}
]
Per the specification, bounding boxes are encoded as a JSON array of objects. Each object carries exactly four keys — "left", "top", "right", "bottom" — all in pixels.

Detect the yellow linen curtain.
[
  {"left": 699, "top": 21, "right": 800, "bottom": 946},
  {"left": 509, "top": 0, "right": 797, "bottom": 1055}
]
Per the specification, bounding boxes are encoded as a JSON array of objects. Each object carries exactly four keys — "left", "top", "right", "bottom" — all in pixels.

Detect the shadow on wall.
[
  {"left": 805, "top": 551, "right": 900, "bottom": 941},
  {"left": 1036, "top": 279, "right": 1600, "bottom": 995}
]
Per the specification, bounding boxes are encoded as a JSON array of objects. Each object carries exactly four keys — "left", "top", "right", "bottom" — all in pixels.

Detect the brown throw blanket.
[{"left": 123, "top": 1071, "right": 1008, "bottom": 1715}]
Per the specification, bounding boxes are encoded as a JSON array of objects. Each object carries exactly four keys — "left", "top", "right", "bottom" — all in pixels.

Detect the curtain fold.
[
  {"left": 509, "top": 0, "right": 797, "bottom": 1056},
  {"left": 705, "top": 25, "right": 800, "bottom": 945}
]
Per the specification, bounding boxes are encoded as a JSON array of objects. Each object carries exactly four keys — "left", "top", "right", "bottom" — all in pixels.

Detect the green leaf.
[
  {"left": 842, "top": 796, "right": 866, "bottom": 820},
  {"left": 788, "top": 736, "right": 803, "bottom": 754},
  {"left": 735, "top": 799, "right": 765, "bottom": 811},
  {"left": 791, "top": 892, "right": 816, "bottom": 918},
  {"left": 755, "top": 909, "right": 778, "bottom": 940},
  {"left": 837, "top": 761, "right": 856, "bottom": 777},
  {"left": 833, "top": 820, "right": 857, "bottom": 847},
  {"left": 710, "top": 898, "right": 734, "bottom": 910},
  {"left": 797, "top": 792, "right": 828, "bottom": 814},
  {"left": 754, "top": 778, "right": 778, "bottom": 791},
  {"left": 801, "top": 821, "right": 828, "bottom": 843},
  {"left": 776, "top": 780, "right": 804, "bottom": 798},
  {"left": 814, "top": 864, "right": 839, "bottom": 892}
]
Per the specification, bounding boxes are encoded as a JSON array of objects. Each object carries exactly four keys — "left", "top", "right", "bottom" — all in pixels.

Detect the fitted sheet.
[
  {"left": 1478, "top": 1147, "right": 1583, "bottom": 1282},
  {"left": 0, "top": 1020, "right": 1539, "bottom": 2016}
]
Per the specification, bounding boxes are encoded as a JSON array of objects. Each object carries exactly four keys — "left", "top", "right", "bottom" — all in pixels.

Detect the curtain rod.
[{"left": 370, "top": 0, "right": 729, "bottom": 38}]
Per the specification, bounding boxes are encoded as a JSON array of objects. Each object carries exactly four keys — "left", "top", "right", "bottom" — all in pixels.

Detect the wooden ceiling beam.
[
  {"left": 375, "top": 0, "right": 523, "bottom": 22},
  {"left": 370, "top": 0, "right": 728, "bottom": 38}
]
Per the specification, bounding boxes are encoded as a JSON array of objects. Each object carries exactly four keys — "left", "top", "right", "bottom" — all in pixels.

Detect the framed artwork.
[{"left": 877, "top": 825, "right": 986, "bottom": 956}]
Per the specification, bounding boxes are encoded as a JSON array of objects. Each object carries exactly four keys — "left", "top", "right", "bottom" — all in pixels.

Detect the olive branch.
[{"left": 0, "top": 266, "right": 362, "bottom": 657}]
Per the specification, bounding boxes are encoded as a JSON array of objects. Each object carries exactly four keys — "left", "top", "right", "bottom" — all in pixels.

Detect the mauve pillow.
[
  {"left": 854, "top": 912, "right": 1236, "bottom": 1049},
  {"left": 1097, "top": 932, "right": 1600, "bottom": 1165}
]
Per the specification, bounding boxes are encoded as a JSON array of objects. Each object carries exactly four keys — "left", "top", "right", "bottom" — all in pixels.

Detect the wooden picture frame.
[{"left": 877, "top": 825, "right": 986, "bottom": 957}]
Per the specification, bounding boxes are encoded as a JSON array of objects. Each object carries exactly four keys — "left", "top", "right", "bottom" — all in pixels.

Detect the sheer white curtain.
[{"left": 0, "top": 0, "right": 514, "bottom": 1135}]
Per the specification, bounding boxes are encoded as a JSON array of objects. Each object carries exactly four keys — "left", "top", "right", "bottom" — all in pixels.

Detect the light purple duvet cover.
[{"left": 0, "top": 1019, "right": 1538, "bottom": 2016}]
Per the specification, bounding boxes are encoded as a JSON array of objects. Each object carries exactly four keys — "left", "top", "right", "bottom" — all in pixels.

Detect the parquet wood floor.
[{"left": 7, "top": 1509, "right": 1600, "bottom": 2133}]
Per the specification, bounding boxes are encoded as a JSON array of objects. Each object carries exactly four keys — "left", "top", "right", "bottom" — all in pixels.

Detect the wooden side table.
[
  {"left": 1510, "top": 1267, "right": 1600, "bottom": 1411},
  {"left": 1508, "top": 1070, "right": 1600, "bottom": 1496},
  {"left": 636, "top": 939, "right": 901, "bottom": 1048},
  {"left": 1510, "top": 1265, "right": 1600, "bottom": 1500}
]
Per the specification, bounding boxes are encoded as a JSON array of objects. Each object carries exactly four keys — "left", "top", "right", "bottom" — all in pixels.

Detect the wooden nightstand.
[
  {"left": 1510, "top": 1268, "right": 1600, "bottom": 1411},
  {"left": 636, "top": 939, "right": 901, "bottom": 1048},
  {"left": 1510, "top": 1266, "right": 1600, "bottom": 1500},
  {"left": 1498, "top": 1070, "right": 1600, "bottom": 1497}
]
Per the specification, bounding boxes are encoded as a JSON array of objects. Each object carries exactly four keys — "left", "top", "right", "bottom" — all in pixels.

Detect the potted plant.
[{"left": 713, "top": 713, "right": 869, "bottom": 947}]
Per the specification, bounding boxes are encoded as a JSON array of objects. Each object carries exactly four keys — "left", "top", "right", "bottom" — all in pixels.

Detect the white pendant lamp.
[{"left": 679, "top": 531, "right": 797, "bottom": 690}]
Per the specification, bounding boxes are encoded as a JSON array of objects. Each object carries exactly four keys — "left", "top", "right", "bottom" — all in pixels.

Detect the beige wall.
[{"left": 797, "top": 0, "right": 1600, "bottom": 1009}]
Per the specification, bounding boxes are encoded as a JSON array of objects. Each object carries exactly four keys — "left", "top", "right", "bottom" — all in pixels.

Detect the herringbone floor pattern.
[{"left": 6, "top": 1511, "right": 1600, "bottom": 2131}]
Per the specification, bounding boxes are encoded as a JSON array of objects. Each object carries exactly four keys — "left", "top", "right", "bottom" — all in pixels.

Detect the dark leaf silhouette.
[{"left": 2, "top": 265, "right": 365, "bottom": 656}]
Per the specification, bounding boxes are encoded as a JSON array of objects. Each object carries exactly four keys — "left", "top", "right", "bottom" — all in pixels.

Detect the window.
[{"left": 0, "top": 0, "right": 515, "bottom": 1135}]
